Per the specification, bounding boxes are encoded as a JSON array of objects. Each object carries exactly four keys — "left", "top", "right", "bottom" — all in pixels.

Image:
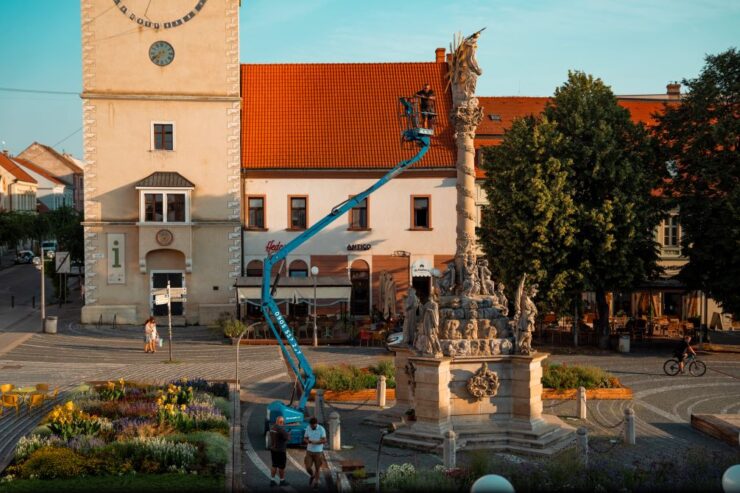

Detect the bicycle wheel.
[
  {"left": 663, "top": 358, "right": 680, "bottom": 376},
  {"left": 689, "top": 360, "right": 707, "bottom": 377}
]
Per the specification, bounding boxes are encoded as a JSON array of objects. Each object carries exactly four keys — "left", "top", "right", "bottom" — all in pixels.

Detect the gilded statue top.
[{"left": 447, "top": 28, "right": 485, "bottom": 98}]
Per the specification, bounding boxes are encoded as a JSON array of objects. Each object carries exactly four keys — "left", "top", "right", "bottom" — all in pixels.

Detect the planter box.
[
  {"left": 542, "top": 387, "right": 633, "bottom": 400},
  {"left": 309, "top": 388, "right": 396, "bottom": 402}
]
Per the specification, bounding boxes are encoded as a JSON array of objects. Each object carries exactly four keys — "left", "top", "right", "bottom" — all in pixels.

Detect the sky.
[{"left": 0, "top": 0, "right": 737, "bottom": 159}]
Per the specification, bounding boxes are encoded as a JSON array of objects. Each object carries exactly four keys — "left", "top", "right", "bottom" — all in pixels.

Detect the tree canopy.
[
  {"left": 480, "top": 71, "right": 666, "bottom": 344},
  {"left": 655, "top": 48, "right": 740, "bottom": 315}
]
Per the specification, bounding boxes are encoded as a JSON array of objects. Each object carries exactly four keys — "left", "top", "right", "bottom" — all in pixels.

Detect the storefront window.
[
  {"left": 288, "top": 259, "right": 308, "bottom": 277},
  {"left": 350, "top": 260, "right": 370, "bottom": 316},
  {"left": 246, "top": 260, "right": 263, "bottom": 277}
]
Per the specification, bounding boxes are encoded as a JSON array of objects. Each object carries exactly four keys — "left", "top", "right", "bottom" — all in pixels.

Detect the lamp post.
[
  {"left": 311, "top": 265, "right": 319, "bottom": 347},
  {"left": 32, "top": 247, "right": 50, "bottom": 331}
]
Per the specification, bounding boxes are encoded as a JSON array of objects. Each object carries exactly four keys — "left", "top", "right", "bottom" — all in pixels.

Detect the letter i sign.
[{"left": 112, "top": 240, "right": 121, "bottom": 268}]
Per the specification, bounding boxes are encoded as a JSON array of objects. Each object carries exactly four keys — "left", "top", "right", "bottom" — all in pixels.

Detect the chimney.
[
  {"left": 666, "top": 82, "right": 681, "bottom": 99},
  {"left": 435, "top": 48, "right": 446, "bottom": 63},
  {"left": 1, "top": 150, "right": 9, "bottom": 157}
]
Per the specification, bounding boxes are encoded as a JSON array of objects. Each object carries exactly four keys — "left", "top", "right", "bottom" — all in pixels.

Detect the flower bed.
[
  {"left": 314, "top": 361, "right": 396, "bottom": 392},
  {"left": 1, "top": 378, "right": 230, "bottom": 489},
  {"left": 541, "top": 363, "right": 630, "bottom": 399}
]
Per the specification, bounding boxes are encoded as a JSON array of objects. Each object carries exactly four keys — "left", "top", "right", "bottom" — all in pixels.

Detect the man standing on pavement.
[
  {"left": 303, "top": 416, "right": 327, "bottom": 489},
  {"left": 270, "top": 415, "right": 290, "bottom": 487}
]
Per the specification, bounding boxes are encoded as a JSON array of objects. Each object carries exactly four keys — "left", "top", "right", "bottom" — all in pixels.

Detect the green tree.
[
  {"left": 46, "top": 206, "right": 84, "bottom": 261},
  {"left": 479, "top": 72, "right": 665, "bottom": 347},
  {"left": 655, "top": 48, "right": 740, "bottom": 315},
  {"left": 479, "top": 116, "right": 578, "bottom": 312}
]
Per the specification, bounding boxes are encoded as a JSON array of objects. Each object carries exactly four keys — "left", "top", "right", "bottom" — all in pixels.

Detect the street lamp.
[
  {"left": 311, "top": 266, "right": 319, "bottom": 347},
  {"left": 32, "top": 247, "right": 52, "bottom": 331}
]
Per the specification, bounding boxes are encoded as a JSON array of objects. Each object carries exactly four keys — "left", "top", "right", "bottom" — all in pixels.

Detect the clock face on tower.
[
  {"left": 149, "top": 41, "right": 175, "bottom": 66},
  {"left": 113, "top": 0, "right": 208, "bottom": 30}
]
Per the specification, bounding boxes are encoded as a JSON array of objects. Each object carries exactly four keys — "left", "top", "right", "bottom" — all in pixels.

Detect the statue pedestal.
[{"left": 383, "top": 350, "right": 575, "bottom": 455}]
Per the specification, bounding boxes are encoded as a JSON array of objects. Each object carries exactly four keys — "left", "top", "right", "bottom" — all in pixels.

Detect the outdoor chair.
[
  {"left": 1, "top": 393, "right": 20, "bottom": 417},
  {"left": 359, "top": 330, "right": 372, "bottom": 347},
  {"left": 44, "top": 387, "right": 60, "bottom": 403},
  {"left": 35, "top": 383, "right": 50, "bottom": 393},
  {"left": 27, "top": 393, "right": 45, "bottom": 415},
  {"left": 0, "top": 384, "right": 14, "bottom": 399}
]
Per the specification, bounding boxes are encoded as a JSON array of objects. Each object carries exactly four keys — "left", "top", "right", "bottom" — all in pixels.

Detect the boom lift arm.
[{"left": 261, "top": 97, "right": 433, "bottom": 419}]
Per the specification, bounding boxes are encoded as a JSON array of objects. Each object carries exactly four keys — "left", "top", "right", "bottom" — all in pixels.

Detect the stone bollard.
[
  {"left": 624, "top": 407, "right": 636, "bottom": 445},
  {"left": 576, "top": 427, "right": 588, "bottom": 466},
  {"left": 315, "top": 389, "right": 325, "bottom": 424},
  {"left": 328, "top": 411, "right": 341, "bottom": 451},
  {"left": 443, "top": 429, "right": 457, "bottom": 469},
  {"left": 577, "top": 386, "right": 587, "bottom": 420},
  {"left": 377, "top": 375, "right": 387, "bottom": 409}
]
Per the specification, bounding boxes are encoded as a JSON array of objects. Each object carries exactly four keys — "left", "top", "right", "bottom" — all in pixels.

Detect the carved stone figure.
[
  {"left": 462, "top": 319, "right": 478, "bottom": 339},
  {"left": 403, "top": 287, "right": 420, "bottom": 346},
  {"left": 448, "top": 30, "right": 484, "bottom": 99},
  {"left": 478, "top": 259, "right": 495, "bottom": 295},
  {"left": 494, "top": 282, "right": 509, "bottom": 316},
  {"left": 500, "top": 339, "right": 513, "bottom": 354},
  {"left": 466, "top": 362, "right": 500, "bottom": 401},
  {"left": 478, "top": 319, "right": 496, "bottom": 339},
  {"left": 379, "top": 271, "right": 398, "bottom": 320},
  {"left": 414, "top": 290, "right": 442, "bottom": 357},
  {"left": 513, "top": 275, "right": 538, "bottom": 355},
  {"left": 438, "top": 261, "right": 457, "bottom": 296}
]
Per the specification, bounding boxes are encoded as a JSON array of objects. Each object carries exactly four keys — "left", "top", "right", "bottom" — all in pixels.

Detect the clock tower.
[{"left": 80, "top": 0, "right": 242, "bottom": 325}]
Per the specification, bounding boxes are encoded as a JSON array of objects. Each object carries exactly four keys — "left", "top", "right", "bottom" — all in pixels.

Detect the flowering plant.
[
  {"left": 47, "top": 401, "right": 105, "bottom": 440},
  {"left": 97, "top": 378, "right": 127, "bottom": 401}
]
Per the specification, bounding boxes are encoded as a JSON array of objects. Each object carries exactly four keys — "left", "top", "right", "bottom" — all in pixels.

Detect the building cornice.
[
  {"left": 81, "top": 92, "right": 241, "bottom": 103},
  {"left": 242, "top": 168, "right": 456, "bottom": 179}
]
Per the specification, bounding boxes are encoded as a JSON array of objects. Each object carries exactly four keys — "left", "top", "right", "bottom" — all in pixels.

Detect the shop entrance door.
[
  {"left": 350, "top": 270, "right": 370, "bottom": 316},
  {"left": 412, "top": 276, "right": 430, "bottom": 304},
  {"left": 151, "top": 271, "right": 184, "bottom": 316}
]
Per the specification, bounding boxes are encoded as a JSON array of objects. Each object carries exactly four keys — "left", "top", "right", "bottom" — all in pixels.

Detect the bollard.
[
  {"left": 315, "top": 389, "right": 325, "bottom": 425},
  {"left": 11, "top": 295, "right": 14, "bottom": 308},
  {"left": 443, "top": 429, "right": 457, "bottom": 469},
  {"left": 576, "top": 427, "right": 588, "bottom": 466},
  {"left": 577, "top": 386, "right": 587, "bottom": 420},
  {"left": 377, "top": 375, "right": 387, "bottom": 409},
  {"left": 32, "top": 296, "right": 35, "bottom": 308},
  {"left": 624, "top": 407, "right": 636, "bottom": 445},
  {"left": 328, "top": 411, "right": 341, "bottom": 451}
]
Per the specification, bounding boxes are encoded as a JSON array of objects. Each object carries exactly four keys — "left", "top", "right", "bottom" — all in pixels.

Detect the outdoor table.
[{"left": 8, "top": 387, "right": 40, "bottom": 407}]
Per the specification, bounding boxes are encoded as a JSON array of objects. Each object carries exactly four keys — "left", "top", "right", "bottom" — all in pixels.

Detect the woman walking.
[{"left": 144, "top": 316, "right": 158, "bottom": 353}]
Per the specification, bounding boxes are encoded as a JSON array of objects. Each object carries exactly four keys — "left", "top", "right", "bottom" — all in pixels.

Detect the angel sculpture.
[
  {"left": 513, "top": 274, "right": 538, "bottom": 355},
  {"left": 447, "top": 29, "right": 485, "bottom": 98}
]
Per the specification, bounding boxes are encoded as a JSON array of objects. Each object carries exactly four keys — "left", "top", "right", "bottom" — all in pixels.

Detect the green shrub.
[
  {"left": 30, "top": 425, "right": 51, "bottom": 437},
  {"left": 314, "top": 364, "right": 381, "bottom": 392},
  {"left": 103, "top": 437, "right": 197, "bottom": 473},
  {"left": 169, "top": 431, "right": 229, "bottom": 468},
  {"left": 213, "top": 397, "right": 231, "bottom": 419},
  {"left": 368, "top": 360, "right": 396, "bottom": 389},
  {"left": 19, "top": 447, "right": 87, "bottom": 479},
  {"left": 541, "top": 364, "right": 618, "bottom": 390}
]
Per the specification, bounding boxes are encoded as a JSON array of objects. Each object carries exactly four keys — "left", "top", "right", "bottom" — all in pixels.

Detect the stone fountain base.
[{"left": 381, "top": 348, "right": 575, "bottom": 456}]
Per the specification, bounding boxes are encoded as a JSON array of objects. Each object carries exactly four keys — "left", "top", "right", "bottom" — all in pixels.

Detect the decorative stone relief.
[
  {"left": 513, "top": 275, "right": 538, "bottom": 355},
  {"left": 404, "top": 361, "right": 417, "bottom": 395},
  {"left": 466, "top": 363, "right": 500, "bottom": 401}
]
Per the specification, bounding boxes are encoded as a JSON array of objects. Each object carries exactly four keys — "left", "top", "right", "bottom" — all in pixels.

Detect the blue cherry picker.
[{"left": 262, "top": 96, "right": 434, "bottom": 447}]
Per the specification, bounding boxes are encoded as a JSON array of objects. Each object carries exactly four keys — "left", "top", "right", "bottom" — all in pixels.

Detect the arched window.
[
  {"left": 246, "top": 260, "right": 263, "bottom": 277},
  {"left": 288, "top": 259, "right": 308, "bottom": 278},
  {"left": 350, "top": 259, "right": 370, "bottom": 316}
]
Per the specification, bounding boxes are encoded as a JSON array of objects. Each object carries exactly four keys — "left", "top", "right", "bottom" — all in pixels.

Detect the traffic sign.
[
  {"left": 154, "top": 295, "right": 169, "bottom": 306},
  {"left": 55, "top": 252, "right": 71, "bottom": 274}
]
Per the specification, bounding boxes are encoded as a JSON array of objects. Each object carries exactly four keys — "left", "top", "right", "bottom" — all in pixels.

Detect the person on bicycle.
[{"left": 675, "top": 335, "right": 696, "bottom": 374}]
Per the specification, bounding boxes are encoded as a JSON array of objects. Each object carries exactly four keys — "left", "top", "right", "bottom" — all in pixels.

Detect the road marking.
[
  {"left": 287, "top": 450, "right": 310, "bottom": 476},
  {"left": 634, "top": 399, "right": 684, "bottom": 424},
  {"left": 686, "top": 393, "right": 740, "bottom": 418},
  {"left": 634, "top": 382, "right": 740, "bottom": 399}
]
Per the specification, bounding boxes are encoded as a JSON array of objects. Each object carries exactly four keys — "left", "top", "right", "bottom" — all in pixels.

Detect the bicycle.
[{"left": 663, "top": 353, "right": 707, "bottom": 376}]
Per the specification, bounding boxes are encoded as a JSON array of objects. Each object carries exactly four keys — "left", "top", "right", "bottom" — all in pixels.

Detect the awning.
[
  {"left": 411, "top": 258, "right": 434, "bottom": 277},
  {"left": 235, "top": 275, "right": 352, "bottom": 302}
]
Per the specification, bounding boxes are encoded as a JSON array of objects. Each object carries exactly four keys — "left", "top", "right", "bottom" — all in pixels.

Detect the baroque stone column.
[{"left": 448, "top": 31, "right": 484, "bottom": 279}]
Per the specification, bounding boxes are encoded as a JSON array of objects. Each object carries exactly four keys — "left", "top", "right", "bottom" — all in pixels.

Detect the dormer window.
[{"left": 136, "top": 172, "right": 194, "bottom": 224}]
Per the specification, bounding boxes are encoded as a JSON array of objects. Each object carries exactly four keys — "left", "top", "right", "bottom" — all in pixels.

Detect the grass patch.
[
  {"left": 0, "top": 473, "right": 223, "bottom": 493},
  {"left": 314, "top": 361, "right": 396, "bottom": 392},
  {"left": 541, "top": 363, "right": 620, "bottom": 390}
]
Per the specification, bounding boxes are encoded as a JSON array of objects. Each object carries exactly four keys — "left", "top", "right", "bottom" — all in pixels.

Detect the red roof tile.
[
  {"left": 12, "top": 157, "right": 65, "bottom": 185},
  {"left": 0, "top": 154, "right": 37, "bottom": 184},
  {"left": 241, "top": 63, "right": 456, "bottom": 169}
]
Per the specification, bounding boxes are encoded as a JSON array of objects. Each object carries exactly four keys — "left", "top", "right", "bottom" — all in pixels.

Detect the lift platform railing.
[
  {"left": 399, "top": 96, "right": 436, "bottom": 143},
  {"left": 261, "top": 98, "right": 433, "bottom": 413}
]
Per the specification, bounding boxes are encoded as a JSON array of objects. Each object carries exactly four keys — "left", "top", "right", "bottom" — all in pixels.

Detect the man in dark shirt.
[
  {"left": 675, "top": 335, "right": 696, "bottom": 374},
  {"left": 415, "top": 83, "right": 436, "bottom": 128},
  {"left": 269, "top": 415, "right": 290, "bottom": 487}
]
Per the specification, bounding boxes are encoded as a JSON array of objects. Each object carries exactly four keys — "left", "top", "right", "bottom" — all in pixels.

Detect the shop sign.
[
  {"left": 265, "top": 240, "right": 284, "bottom": 254},
  {"left": 347, "top": 243, "right": 371, "bottom": 251},
  {"left": 107, "top": 233, "right": 125, "bottom": 284}
]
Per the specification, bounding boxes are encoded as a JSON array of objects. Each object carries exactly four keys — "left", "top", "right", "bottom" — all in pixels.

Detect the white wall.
[{"left": 243, "top": 175, "right": 457, "bottom": 262}]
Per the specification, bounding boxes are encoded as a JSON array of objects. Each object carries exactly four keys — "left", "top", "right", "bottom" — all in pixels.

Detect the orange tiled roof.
[
  {"left": 0, "top": 154, "right": 37, "bottom": 184},
  {"left": 241, "top": 63, "right": 456, "bottom": 169},
  {"left": 12, "top": 157, "right": 66, "bottom": 185}
]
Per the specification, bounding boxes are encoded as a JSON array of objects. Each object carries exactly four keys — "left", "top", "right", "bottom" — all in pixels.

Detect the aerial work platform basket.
[{"left": 399, "top": 96, "right": 436, "bottom": 144}]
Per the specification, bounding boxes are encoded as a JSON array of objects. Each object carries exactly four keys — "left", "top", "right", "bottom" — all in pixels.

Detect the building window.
[
  {"left": 153, "top": 123, "right": 174, "bottom": 151},
  {"left": 247, "top": 196, "right": 265, "bottom": 229},
  {"left": 663, "top": 215, "right": 679, "bottom": 247},
  {"left": 411, "top": 196, "right": 431, "bottom": 229},
  {"left": 289, "top": 196, "right": 307, "bottom": 230},
  {"left": 246, "top": 260, "right": 263, "bottom": 277},
  {"left": 288, "top": 259, "right": 308, "bottom": 278},
  {"left": 141, "top": 191, "right": 189, "bottom": 223},
  {"left": 349, "top": 196, "right": 369, "bottom": 230}
]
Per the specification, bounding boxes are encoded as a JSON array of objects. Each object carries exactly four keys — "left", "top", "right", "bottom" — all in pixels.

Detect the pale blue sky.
[{"left": 0, "top": 0, "right": 737, "bottom": 158}]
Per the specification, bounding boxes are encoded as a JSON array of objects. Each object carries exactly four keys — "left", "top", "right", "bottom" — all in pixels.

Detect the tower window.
[{"left": 153, "top": 123, "right": 174, "bottom": 151}]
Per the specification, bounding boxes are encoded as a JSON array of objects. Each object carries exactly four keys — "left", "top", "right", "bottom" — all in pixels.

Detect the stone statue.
[
  {"left": 494, "top": 282, "right": 509, "bottom": 316},
  {"left": 513, "top": 275, "right": 538, "bottom": 355},
  {"left": 414, "top": 289, "right": 442, "bottom": 357},
  {"left": 402, "top": 287, "right": 420, "bottom": 346},
  {"left": 478, "top": 259, "right": 495, "bottom": 295},
  {"left": 438, "top": 261, "right": 457, "bottom": 295},
  {"left": 461, "top": 253, "right": 480, "bottom": 297},
  {"left": 462, "top": 319, "right": 478, "bottom": 339},
  {"left": 379, "top": 271, "right": 398, "bottom": 320},
  {"left": 448, "top": 29, "right": 484, "bottom": 99}
]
